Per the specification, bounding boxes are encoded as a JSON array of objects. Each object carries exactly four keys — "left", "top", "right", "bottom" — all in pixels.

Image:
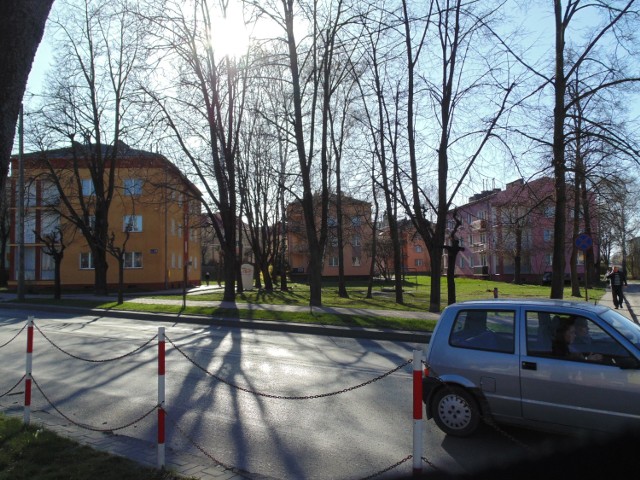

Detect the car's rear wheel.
[{"left": 431, "top": 386, "right": 480, "bottom": 437}]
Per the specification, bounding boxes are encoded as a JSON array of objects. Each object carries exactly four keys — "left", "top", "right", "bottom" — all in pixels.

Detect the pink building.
[{"left": 445, "top": 177, "right": 599, "bottom": 283}]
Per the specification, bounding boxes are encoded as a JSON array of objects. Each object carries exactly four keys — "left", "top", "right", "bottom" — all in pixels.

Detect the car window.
[
  {"left": 526, "top": 311, "right": 631, "bottom": 365},
  {"left": 600, "top": 310, "right": 640, "bottom": 349},
  {"left": 450, "top": 309, "right": 515, "bottom": 353}
]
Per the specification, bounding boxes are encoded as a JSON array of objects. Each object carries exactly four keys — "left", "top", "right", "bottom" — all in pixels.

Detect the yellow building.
[
  {"left": 287, "top": 194, "right": 373, "bottom": 278},
  {"left": 8, "top": 143, "right": 201, "bottom": 291}
]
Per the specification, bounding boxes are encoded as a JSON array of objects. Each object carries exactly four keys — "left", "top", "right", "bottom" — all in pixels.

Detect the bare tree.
[
  {"left": 397, "top": 0, "right": 515, "bottom": 312},
  {"left": 142, "top": 0, "right": 251, "bottom": 302},
  {"left": 34, "top": 224, "right": 70, "bottom": 300},
  {"left": 28, "top": 0, "right": 153, "bottom": 294}
]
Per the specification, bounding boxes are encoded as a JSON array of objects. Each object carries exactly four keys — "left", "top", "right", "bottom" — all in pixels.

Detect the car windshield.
[{"left": 600, "top": 310, "right": 640, "bottom": 349}]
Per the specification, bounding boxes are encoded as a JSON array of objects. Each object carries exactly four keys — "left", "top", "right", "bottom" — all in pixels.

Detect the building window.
[
  {"left": 352, "top": 256, "right": 361, "bottom": 266},
  {"left": 41, "top": 252, "right": 55, "bottom": 280},
  {"left": 171, "top": 252, "right": 176, "bottom": 268},
  {"left": 414, "top": 245, "right": 423, "bottom": 253},
  {"left": 124, "top": 252, "right": 143, "bottom": 268},
  {"left": 459, "top": 257, "right": 465, "bottom": 268},
  {"left": 123, "top": 215, "right": 143, "bottom": 232},
  {"left": 41, "top": 181, "right": 60, "bottom": 206},
  {"left": 82, "top": 179, "right": 95, "bottom": 196},
  {"left": 352, "top": 235, "right": 361, "bottom": 247},
  {"left": 351, "top": 216, "right": 362, "bottom": 226},
  {"left": 40, "top": 212, "right": 60, "bottom": 238},
  {"left": 415, "top": 259, "right": 423, "bottom": 267},
  {"left": 328, "top": 216, "right": 337, "bottom": 227},
  {"left": 24, "top": 213, "right": 36, "bottom": 244},
  {"left": 124, "top": 178, "right": 143, "bottom": 196},
  {"left": 80, "top": 252, "right": 94, "bottom": 269},
  {"left": 543, "top": 205, "right": 555, "bottom": 218},
  {"left": 546, "top": 254, "right": 553, "bottom": 265},
  {"left": 543, "top": 229, "right": 553, "bottom": 242},
  {"left": 480, "top": 233, "right": 486, "bottom": 244},
  {"left": 329, "top": 256, "right": 339, "bottom": 267}
]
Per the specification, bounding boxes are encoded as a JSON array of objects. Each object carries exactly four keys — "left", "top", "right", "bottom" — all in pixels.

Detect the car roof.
[{"left": 448, "top": 298, "right": 609, "bottom": 314}]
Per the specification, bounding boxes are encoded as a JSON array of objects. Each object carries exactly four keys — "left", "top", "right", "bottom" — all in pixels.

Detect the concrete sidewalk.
[{"left": 593, "top": 279, "right": 640, "bottom": 324}]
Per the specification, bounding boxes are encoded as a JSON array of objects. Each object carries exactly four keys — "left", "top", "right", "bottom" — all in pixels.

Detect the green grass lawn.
[
  {"left": 18, "top": 277, "right": 606, "bottom": 333},
  {"left": 0, "top": 414, "right": 192, "bottom": 480}
]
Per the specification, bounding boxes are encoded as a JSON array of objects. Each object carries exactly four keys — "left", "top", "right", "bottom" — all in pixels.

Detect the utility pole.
[{"left": 17, "top": 104, "right": 25, "bottom": 301}]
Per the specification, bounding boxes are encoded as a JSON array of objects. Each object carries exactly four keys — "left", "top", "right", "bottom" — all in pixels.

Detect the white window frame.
[
  {"left": 124, "top": 252, "right": 143, "bottom": 269},
  {"left": 329, "top": 256, "right": 339, "bottom": 267},
  {"left": 41, "top": 251, "right": 55, "bottom": 280},
  {"left": 352, "top": 256, "right": 361, "bottom": 266},
  {"left": 124, "top": 178, "right": 143, "bottom": 196},
  {"left": 123, "top": 215, "right": 143, "bottom": 232},
  {"left": 80, "top": 252, "right": 94, "bottom": 269},
  {"left": 82, "top": 179, "right": 95, "bottom": 197}
]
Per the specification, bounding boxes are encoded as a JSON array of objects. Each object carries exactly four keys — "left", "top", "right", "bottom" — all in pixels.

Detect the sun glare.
[{"left": 210, "top": 4, "right": 250, "bottom": 59}]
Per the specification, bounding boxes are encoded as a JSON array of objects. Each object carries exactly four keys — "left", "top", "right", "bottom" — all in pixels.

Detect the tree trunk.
[
  {"left": 550, "top": 0, "right": 567, "bottom": 299},
  {"left": 54, "top": 258, "right": 62, "bottom": 300},
  {"left": 117, "top": 259, "right": 124, "bottom": 305},
  {"left": 0, "top": 1, "right": 55, "bottom": 205}
]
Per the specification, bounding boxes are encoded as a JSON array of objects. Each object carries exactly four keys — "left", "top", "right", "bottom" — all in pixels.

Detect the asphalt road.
[{"left": 0, "top": 307, "right": 585, "bottom": 480}]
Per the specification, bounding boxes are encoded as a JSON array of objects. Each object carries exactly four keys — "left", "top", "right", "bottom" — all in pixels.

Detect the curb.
[{"left": 0, "top": 301, "right": 432, "bottom": 344}]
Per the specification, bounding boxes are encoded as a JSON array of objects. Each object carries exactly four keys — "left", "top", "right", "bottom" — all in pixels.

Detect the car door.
[
  {"left": 438, "top": 308, "right": 521, "bottom": 420},
  {"left": 519, "top": 308, "right": 640, "bottom": 433}
]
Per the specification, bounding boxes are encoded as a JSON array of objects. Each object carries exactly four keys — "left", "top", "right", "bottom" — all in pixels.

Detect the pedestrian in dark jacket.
[{"left": 605, "top": 265, "right": 627, "bottom": 309}]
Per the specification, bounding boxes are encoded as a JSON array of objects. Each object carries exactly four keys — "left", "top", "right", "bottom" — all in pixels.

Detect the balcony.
[
  {"left": 470, "top": 219, "right": 487, "bottom": 230},
  {"left": 471, "top": 242, "right": 487, "bottom": 253}
]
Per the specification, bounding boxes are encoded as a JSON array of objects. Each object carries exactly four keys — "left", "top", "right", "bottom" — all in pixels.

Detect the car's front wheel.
[{"left": 431, "top": 386, "right": 480, "bottom": 437}]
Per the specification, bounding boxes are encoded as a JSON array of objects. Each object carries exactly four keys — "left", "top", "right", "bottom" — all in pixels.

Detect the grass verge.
[
  {"left": 0, "top": 414, "right": 192, "bottom": 480},
  {"left": 12, "top": 277, "right": 605, "bottom": 333}
]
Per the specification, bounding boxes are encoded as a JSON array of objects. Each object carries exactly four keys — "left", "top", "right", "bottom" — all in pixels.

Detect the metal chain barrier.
[
  {"left": 0, "top": 374, "right": 26, "bottom": 398},
  {"left": 10, "top": 320, "right": 425, "bottom": 478},
  {"left": 166, "top": 334, "right": 413, "bottom": 400},
  {"left": 0, "top": 323, "right": 27, "bottom": 349},
  {"left": 31, "top": 375, "right": 159, "bottom": 433},
  {"left": 164, "top": 409, "right": 236, "bottom": 472},
  {"left": 421, "top": 456, "right": 443, "bottom": 472},
  {"left": 167, "top": 405, "right": 416, "bottom": 480},
  {"left": 358, "top": 454, "right": 413, "bottom": 480},
  {"left": 34, "top": 323, "right": 157, "bottom": 363}
]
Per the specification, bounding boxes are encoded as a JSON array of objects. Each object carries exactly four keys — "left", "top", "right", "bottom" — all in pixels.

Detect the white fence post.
[
  {"left": 158, "top": 327, "right": 166, "bottom": 469},
  {"left": 24, "top": 316, "right": 34, "bottom": 425}
]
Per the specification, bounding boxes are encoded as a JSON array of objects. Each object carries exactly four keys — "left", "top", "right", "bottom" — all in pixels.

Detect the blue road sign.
[{"left": 575, "top": 233, "right": 593, "bottom": 251}]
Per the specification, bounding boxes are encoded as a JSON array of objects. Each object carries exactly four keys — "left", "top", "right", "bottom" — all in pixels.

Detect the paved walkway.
[{"left": 1, "top": 282, "right": 639, "bottom": 480}]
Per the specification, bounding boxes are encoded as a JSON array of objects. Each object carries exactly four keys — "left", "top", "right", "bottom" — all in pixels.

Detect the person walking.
[{"left": 605, "top": 265, "right": 628, "bottom": 309}]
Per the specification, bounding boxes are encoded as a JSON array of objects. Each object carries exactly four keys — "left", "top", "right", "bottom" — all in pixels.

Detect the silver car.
[{"left": 423, "top": 299, "right": 640, "bottom": 437}]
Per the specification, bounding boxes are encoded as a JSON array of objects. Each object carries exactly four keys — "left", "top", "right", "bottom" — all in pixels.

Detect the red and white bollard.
[
  {"left": 24, "top": 316, "right": 34, "bottom": 425},
  {"left": 158, "top": 327, "right": 166, "bottom": 469},
  {"left": 413, "top": 350, "right": 423, "bottom": 475}
]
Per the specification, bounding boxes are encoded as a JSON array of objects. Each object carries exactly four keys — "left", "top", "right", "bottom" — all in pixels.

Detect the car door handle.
[{"left": 522, "top": 361, "right": 537, "bottom": 371}]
